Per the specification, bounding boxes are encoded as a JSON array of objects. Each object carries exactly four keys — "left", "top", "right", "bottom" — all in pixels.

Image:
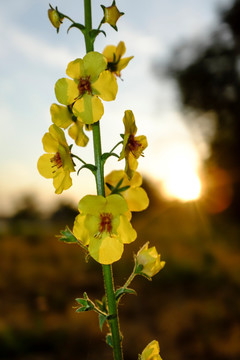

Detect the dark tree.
[{"left": 163, "top": 0, "right": 240, "bottom": 217}]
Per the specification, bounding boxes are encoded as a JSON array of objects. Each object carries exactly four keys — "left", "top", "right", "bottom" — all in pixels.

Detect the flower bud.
[
  {"left": 101, "top": 1, "right": 124, "bottom": 30},
  {"left": 136, "top": 242, "right": 165, "bottom": 279},
  {"left": 140, "top": 340, "right": 163, "bottom": 360},
  {"left": 48, "top": 5, "right": 64, "bottom": 32}
]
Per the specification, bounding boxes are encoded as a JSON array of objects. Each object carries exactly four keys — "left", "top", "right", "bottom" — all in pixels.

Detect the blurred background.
[{"left": 1, "top": 0, "right": 240, "bottom": 359}]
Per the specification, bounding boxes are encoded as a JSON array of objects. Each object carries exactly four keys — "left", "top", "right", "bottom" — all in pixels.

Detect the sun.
[{"left": 160, "top": 144, "right": 202, "bottom": 202}]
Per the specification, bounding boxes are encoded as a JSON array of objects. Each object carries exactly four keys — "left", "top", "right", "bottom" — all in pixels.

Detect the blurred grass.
[{"left": 0, "top": 192, "right": 240, "bottom": 360}]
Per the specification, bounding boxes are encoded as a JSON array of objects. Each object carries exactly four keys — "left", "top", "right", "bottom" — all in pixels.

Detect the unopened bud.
[
  {"left": 48, "top": 5, "right": 64, "bottom": 32},
  {"left": 136, "top": 242, "right": 165, "bottom": 279},
  {"left": 101, "top": 1, "right": 124, "bottom": 30}
]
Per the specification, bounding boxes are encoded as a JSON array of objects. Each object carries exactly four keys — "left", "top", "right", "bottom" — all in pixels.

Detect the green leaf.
[
  {"left": 99, "top": 313, "right": 107, "bottom": 331},
  {"left": 101, "top": 152, "right": 119, "bottom": 165},
  {"left": 106, "top": 333, "right": 113, "bottom": 348},
  {"left": 75, "top": 298, "right": 88, "bottom": 306},
  {"left": 115, "top": 287, "right": 137, "bottom": 301},
  {"left": 58, "top": 226, "right": 78, "bottom": 244},
  {"left": 75, "top": 293, "right": 94, "bottom": 313},
  {"left": 67, "top": 23, "right": 86, "bottom": 34},
  {"left": 77, "top": 163, "right": 97, "bottom": 176}
]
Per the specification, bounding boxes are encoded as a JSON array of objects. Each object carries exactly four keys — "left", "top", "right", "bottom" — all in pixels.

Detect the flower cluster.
[{"left": 39, "top": 4, "right": 166, "bottom": 359}]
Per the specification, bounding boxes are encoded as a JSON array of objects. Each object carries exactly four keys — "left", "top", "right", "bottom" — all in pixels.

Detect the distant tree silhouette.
[
  {"left": 50, "top": 202, "right": 78, "bottom": 226},
  {"left": 162, "top": 0, "right": 240, "bottom": 217},
  {"left": 11, "top": 194, "right": 41, "bottom": 220}
]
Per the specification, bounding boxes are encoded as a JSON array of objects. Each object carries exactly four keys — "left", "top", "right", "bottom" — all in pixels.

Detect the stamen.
[
  {"left": 78, "top": 76, "right": 92, "bottom": 95},
  {"left": 50, "top": 152, "right": 63, "bottom": 173},
  {"left": 128, "top": 134, "right": 143, "bottom": 158},
  {"left": 99, "top": 212, "right": 113, "bottom": 234}
]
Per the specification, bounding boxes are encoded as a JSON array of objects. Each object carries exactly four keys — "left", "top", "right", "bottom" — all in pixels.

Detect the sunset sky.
[{"left": 0, "top": 0, "right": 230, "bottom": 215}]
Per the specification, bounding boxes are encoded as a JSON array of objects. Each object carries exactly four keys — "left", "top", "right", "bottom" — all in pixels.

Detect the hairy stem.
[{"left": 83, "top": 1, "right": 123, "bottom": 359}]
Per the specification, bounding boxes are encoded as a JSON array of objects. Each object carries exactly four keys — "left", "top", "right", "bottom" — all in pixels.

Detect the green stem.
[
  {"left": 83, "top": 1, "right": 123, "bottom": 359},
  {"left": 122, "top": 264, "right": 137, "bottom": 289}
]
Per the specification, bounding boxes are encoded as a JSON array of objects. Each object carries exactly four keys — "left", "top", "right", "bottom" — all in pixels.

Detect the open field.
[{"left": 1, "top": 196, "right": 240, "bottom": 360}]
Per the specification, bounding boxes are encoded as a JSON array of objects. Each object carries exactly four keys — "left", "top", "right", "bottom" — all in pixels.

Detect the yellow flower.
[
  {"left": 73, "top": 194, "right": 137, "bottom": 264},
  {"left": 48, "top": 5, "right": 64, "bottom": 32},
  {"left": 55, "top": 52, "right": 118, "bottom": 124},
  {"left": 103, "top": 41, "right": 133, "bottom": 77},
  {"left": 136, "top": 242, "right": 165, "bottom": 279},
  {"left": 50, "top": 103, "right": 89, "bottom": 147},
  {"left": 105, "top": 170, "right": 149, "bottom": 212},
  {"left": 140, "top": 340, "right": 163, "bottom": 360},
  {"left": 37, "top": 124, "right": 75, "bottom": 194},
  {"left": 101, "top": 1, "right": 124, "bottom": 30},
  {"left": 119, "top": 110, "right": 148, "bottom": 179}
]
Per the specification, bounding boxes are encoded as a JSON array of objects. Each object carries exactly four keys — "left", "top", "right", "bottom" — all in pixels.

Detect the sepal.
[
  {"left": 115, "top": 287, "right": 137, "bottom": 301},
  {"left": 58, "top": 226, "right": 79, "bottom": 244},
  {"left": 75, "top": 292, "right": 94, "bottom": 312}
]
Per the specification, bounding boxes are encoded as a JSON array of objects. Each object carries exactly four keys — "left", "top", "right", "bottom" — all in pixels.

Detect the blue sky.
[{"left": 0, "top": 0, "right": 230, "bottom": 215}]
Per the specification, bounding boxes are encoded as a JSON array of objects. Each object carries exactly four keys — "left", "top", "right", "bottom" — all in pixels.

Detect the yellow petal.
[
  {"left": 89, "top": 234, "right": 123, "bottom": 264},
  {"left": 73, "top": 214, "right": 90, "bottom": 246},
  {"left": 141, "top": 340, "right": 162, "bottom": 360},
  {"left": 135, "top": 135, "right": 148, "bottom": 152},
  {"left": 126, "top": 152, "right": 138, "bottom": 179},
  {"left": 105, "top": 194, "right": 128, "bottom": 216},
  {"left": 130, "top": 171, "right": 143, "bottom": 187},
  {"left": 83, "top": 52, "right": 107, "bottom": 83},
  {"left": 124, "top": 187, "right": 149, "bottom": 212},
  {"left": 119, "top": 134, "right": 130, "bottom": 161},
  {"left": 42, "top": 132, "right": 59, "bottom": 153},
  {"left": 68, "top": 122, "right": 89, "bottom": 147},
  {"left": 50, "top": 103, "right": 72, "bottom": 129},
  {"left": 55, "top": 78, "right": 79, "bottom": 105},
  {"left": 72, "top": 94, "right": 104, "bottom": 124},
  {"left": 49, "top": 124, "right": 68, "bottom": 148},
  {"left": 92, "top": 71, "right": 118, "bottom": 101},
  {"left": 102, "top": 45, "right": 117, "bottom": 62},
  {"left": 116, "top": 41, "right": 126, "bottom": 58},
  {"left": 117, "top": 56, "right": 134, "bottom": 73},
  {"left": 58, "top": 144, "right": 75, "bottom": 173},
  {"left": 37, "top": 154, "right": 54, "bottom": 179},
  {"left": 123, "top": 110, "right": 137, "bottom": 134},
  {"left": 66, "top": 58, "right": 85, "bottom": 80},
  {"left": 79, "top": 195, "right": 106, "bottom": 215},
  {"left": 53, "top": 169, "right": 72, "bottom": 194},
  {"left": 117, "top": 215, "right": 137, "bottom": 244},
  {"left": 84, "top": 214, "right": 101, "bottom": 237}
]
